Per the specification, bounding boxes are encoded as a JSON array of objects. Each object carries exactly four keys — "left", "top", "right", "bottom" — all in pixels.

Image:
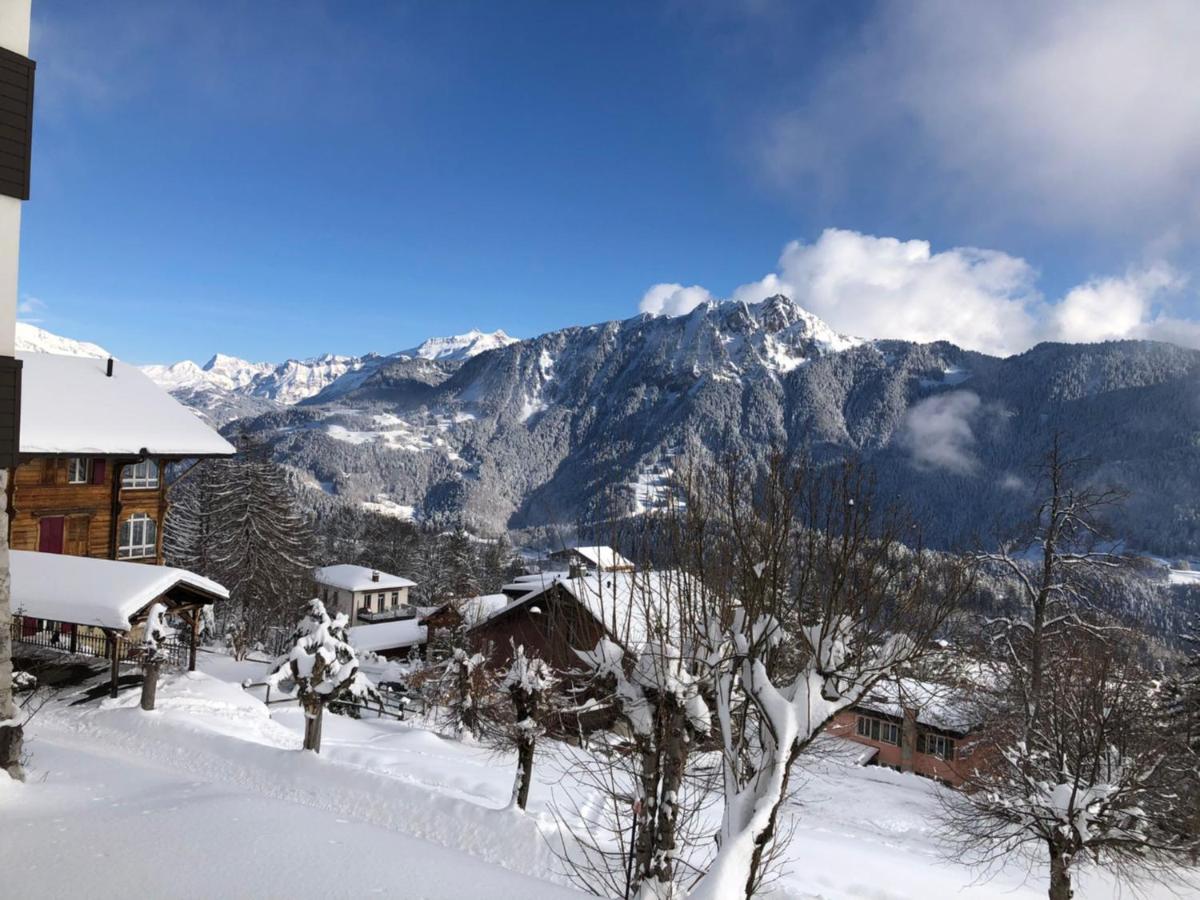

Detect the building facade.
[{"left": 313, "top": 564, "right": 417, "bottom": 626}]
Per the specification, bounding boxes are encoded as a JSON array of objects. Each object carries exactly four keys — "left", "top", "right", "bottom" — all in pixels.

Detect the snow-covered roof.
[
  {"left": 313, "top": 564, "right": 417, "bottom": 592},
  {"left": 445, "top": 594, "right": 509, "bottom": 629},
  {"left": 854, "top": 678, "right": 980, "bottom": 734},
  {"left": 549, "top": 546, "right": 634, "bottom": 571},
  {"left": 10, "top": 550, "right": 229, "bottom": 631},
  {"left": 17, "top": 352, "right": 236, "bottom": 457},
  {"left": 485, "top": 570, "right": 690, "bottom": 650},
  {"left": 348, "top": 618, "right": 427, "bottom": 653}
]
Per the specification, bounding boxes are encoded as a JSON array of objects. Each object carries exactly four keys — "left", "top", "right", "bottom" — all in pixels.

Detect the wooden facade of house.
[
  {"left": 8, "top": 455, "right": 171, "bottom": 563},
  {"left": 469, "top": 582, "right": 608, "bottom": 673}
]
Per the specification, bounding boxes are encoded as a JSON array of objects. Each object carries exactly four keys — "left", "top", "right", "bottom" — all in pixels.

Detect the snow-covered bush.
[{"left": 267, "top": 599, "right": 377, "bottom": 752}]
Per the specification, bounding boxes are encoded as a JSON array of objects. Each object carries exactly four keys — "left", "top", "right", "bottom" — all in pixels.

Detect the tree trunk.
[
  {"left": 645, "top": 703, "right": 689, "bottom": 891},
  {"left": 140, "top": 660, "right": 160, "bottom": 711},
  {"left": 303, "top": 702, "right": 324, "bottom": 753},
  {"left": 514, "top": 737, "right": 535, "bottom": 810},
  {"left": 0, "top": 468, "right": 23, "bottom": 781},
  {"left": 1048, "top": 843, "right": 1073, "bottom": 900}
]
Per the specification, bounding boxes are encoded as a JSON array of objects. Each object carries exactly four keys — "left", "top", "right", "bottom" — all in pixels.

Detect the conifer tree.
[
  {"left": 445, "top": 525, "right": 481, "bottom": 599},
  {"left": 167, "top": 455, "right": 315, "bottom": 648}
]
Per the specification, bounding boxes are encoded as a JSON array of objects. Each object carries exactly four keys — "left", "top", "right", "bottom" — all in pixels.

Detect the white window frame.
[
  {"left": 122, "top": 459, "right": 160, "bottom": 490},
  {"left": 67, "top": 458, "right": 90, "bottom": 484},
  {"left": 118, "top": 514, "right": 157, "bottom": 559}
]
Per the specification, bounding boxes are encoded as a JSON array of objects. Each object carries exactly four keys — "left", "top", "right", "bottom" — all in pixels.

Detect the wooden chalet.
[
  {"left": 9, "top": 352, "right": 235, "bottom": 563},
  {"left": 470, "top": 571, "right": 680, "bottom": 671},
  {"left": 9, "top": 550, "right": 229, "bottom": 696}
]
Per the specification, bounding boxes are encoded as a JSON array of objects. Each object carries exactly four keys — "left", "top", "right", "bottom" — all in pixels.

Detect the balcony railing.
[{"left": 355, "top": 606, "right": 416, "bottom": 624}]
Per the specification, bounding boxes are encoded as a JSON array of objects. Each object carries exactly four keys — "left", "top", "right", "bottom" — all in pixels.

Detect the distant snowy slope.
[
  {"left": 15, "top": 322, "right": 109, "bottom": 358},
  {"left": 401, "top": 329, "right": 517, "bottom": 361}
]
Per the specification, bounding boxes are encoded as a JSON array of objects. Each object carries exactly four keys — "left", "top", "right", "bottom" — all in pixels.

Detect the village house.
[
  {"left": 7, "top": 351, "right": 235, "bottom": 696},
  {"left": 473, "top": 568, "right": 682, "bottom": 671},
  {"left": 9, "top": 352, "right": 234, "bottom": 563},
  {"left": 313, "top": 564, "right": 417, "bottom": 626},
  {"left": 546, "top": 545, "right": 635, "bottom": 574},
  {"left": 827, "top": 678, "right": 986, "bottom": 787}
]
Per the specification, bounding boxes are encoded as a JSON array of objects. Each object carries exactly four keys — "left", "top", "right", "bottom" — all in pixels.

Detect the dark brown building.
[{"left": 8, "top": 352, "right": 235, "bottom": 564}]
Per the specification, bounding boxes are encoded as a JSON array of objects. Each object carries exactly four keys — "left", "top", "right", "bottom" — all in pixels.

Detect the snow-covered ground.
[{"left": 2, "top": 652, "right": 1192, "bottom": 899}]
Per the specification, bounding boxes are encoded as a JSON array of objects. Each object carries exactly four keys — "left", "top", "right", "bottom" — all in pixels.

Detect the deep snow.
[{"left": 1, "top": 651, "right": 1193, "bottom": 899}]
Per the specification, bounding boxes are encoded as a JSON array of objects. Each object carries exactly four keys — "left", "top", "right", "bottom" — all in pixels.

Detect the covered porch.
[{"left": 7, "top": 550, "right": 229, "bottom": 697}]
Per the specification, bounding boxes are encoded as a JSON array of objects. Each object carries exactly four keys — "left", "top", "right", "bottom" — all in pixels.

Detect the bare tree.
[
  {"left": 947, "top": 440, "right": 1197, "bottom": 899},
  {"left": 688, "top": 453, "right": 972, "bottom": 899},
  {"left": 138, "top": 602, "right": 170, "bottom": 712},
  {"left": 499, "top": 643, "right": 557, "bottom": 810},
  {"left": 267, "top": 599, "right": 376, "bottom": 752}
]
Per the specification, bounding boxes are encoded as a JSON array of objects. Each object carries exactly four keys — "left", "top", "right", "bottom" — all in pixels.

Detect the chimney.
[
  {"left": 371, "top": 570, "right": 380, "bottom": 583},
  {"left": 568, "top": 561, "right": 585, "bottom": 579},
  {"left": 106, "top": 358, "right": 114, "bottom": 377}
]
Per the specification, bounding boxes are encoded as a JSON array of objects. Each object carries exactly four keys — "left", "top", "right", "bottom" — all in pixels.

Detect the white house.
[{"left": 313, "top": 564, "right": 417, "bottom": 626}]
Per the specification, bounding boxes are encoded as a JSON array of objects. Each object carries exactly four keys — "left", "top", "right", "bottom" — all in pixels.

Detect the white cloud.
[
  {"left": 757, "top": 0, "right": 1200, "bottom": 231},
  {"left": 639, "top": 283, "right": 714, "bottom": 318},
  {"left": 639, "top": 228, "right": 1200, "bottom": 355},
  {"left": 898, "top": 391, "right": 983, "bottom": 475},
  {"left": 1050, "top": 263, "right": 1190, "bottom": 344},
  {"left": 735, "top": 229, "right": 1040, "bottom": 356}
]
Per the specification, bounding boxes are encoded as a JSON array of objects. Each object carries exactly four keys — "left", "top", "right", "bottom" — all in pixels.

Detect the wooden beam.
[
  {"left": 188, "top": 608, "right": 199, "bottom": 672},
  {"left": 108, "top": 633, "right": 121, "bottom": 699}
]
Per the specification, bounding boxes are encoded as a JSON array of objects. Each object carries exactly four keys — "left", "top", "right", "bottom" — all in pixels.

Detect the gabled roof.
[
  {"left": 482, "top": 569, "right": 690, "bottom": 651},
  {"left": 422, "top": 593, "right": 509, "bottom": 630},
  {"left": 10, "top": 550, "right": 229, "bottom": 631},
  {"left": 348, "top": 618, "right": 427, "bottom": 653},
  {"left": 549, "top": 546, "right": 634, "bottom": 571},
  {"left": 17, "top": 352, "right": 235, "bottom": 457},
  {"left": 313, "top": 564, "right": 417, "bottom": 593}
]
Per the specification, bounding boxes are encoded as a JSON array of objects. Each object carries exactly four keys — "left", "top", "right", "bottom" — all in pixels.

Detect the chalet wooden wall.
[
  {"left": 470, "top": 584, "right": 607, "bottom": 672},
  {"left": 9, "top": 457, "right": 169, "bottom": 564}
]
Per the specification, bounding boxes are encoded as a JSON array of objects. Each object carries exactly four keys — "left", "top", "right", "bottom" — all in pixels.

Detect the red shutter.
[
  {"left": 91, "top": 458, "right": 106, "bottom": 485},
  {"left": 38, "top": 516, "right": 65, "bottom": 553}
]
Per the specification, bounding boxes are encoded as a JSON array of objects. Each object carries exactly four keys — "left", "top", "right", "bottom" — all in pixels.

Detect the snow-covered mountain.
[
  {"left": 139, "top": 329, "right": 516, "bottom": 425},
  {"left": 24, "top": 302, "right": 1200, "bottom": 556},
  {"left": 401, "top": 329, "right": 517, "bottom": 362},
  {"left": 14, "top": 322, "right": 110, "bottom": 359}
]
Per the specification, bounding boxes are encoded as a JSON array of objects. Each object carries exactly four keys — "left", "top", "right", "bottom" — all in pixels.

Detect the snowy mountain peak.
[
  {"left": 403, "top": 329, "right": 517, "bottom": 362},
  {"left": 14, "top": 322, "right": 111, "bottom": 359}
]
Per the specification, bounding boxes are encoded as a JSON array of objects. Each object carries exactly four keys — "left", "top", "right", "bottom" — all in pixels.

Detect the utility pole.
[{"left": 0, "top": 0, "right": 34, "bottom": 782}]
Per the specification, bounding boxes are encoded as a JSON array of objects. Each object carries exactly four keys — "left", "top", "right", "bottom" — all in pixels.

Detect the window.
[
  {"left": 118, "top": 514, "right": 157, "bottom": 559},
  {"left": 855, "top": 714, "right": 899, "bottom": 745},
  {"left": 391, "top": 591, "right": 399, "bottom": 608},
  {"left": 122, "top": 459, "right": 160, "bottom": 489},
  {"left": 67, "top": 458, "right": 90, "bottom": 484},
  {"left": 918, "top": 733, "right": 956, "bottom": 760}
]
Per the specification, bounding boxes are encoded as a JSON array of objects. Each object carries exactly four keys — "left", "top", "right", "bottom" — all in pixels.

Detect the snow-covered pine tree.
[
  {"left": 500, "top": 644, "right": 556, "bottom": 810},
  {"left": 139, "top": 603, "right": 170, "bottom": 712},
  {"left": 444, "top": 525, "right": 481, "bottom": 599},
  {"left": 267, "top": 599, "right": 376, "bottom": 752}
]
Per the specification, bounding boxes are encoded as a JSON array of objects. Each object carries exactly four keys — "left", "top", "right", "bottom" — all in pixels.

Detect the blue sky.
[{"left": 21, "top": 1, "right": 1200, "bottom": 364}]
